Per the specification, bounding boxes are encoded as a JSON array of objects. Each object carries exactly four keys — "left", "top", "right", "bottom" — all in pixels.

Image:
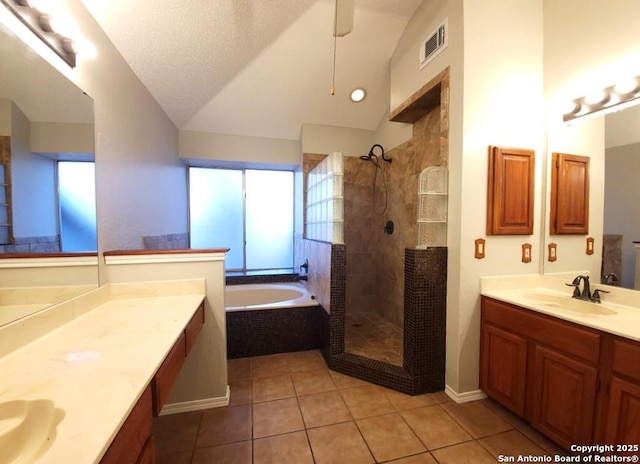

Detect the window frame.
[{"left": 188, "top": 166, "right": 295, "bottom": 273}]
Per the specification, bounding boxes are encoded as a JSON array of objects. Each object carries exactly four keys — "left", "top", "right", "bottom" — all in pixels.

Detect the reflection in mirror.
[
  {"left": 603, "top": 104, "right": 640, "bottom": 289},
  {"left": 0, "top": 19, "right": 98, "bottom": 325},
  {"left": 545, "top": 103, "right": 640, "bottom": 290}
]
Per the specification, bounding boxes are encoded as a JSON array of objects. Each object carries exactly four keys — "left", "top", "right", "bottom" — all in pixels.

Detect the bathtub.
[
  {"left": 225, "top": 282, "right": 324, "bottom": 359},
  {"left": 225, "top": 282, "right": 318, "bottom": 311}
]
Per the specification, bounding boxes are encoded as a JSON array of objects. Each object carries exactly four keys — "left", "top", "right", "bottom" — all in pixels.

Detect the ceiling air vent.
[{"left": 419, "top": 19, "right": 448, "bottom": 70}]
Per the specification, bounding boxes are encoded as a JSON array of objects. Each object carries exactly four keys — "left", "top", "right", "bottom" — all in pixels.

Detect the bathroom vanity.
[
  {"left": 480, "top": 281, "right": 640, "bottom": 450},
  {"left": 0, "top": 282, "right": 206, "bottom": 463}
]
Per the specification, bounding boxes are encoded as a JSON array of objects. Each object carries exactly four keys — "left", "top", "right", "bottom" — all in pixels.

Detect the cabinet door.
[
  {"left": 550, "top": 152, "right": 589, "bottom": 235},
  {"left": 486, "top": 146, "right": 535, "bottom": 235},
  {"left": 604, "top": 377, "right": 640, "bottom": 446},
  {"left": 480, "top": 323, "right": 527, "bottom": 416},
  {"left": 530, "top": 344, "right": 598, "bottom": 448}
]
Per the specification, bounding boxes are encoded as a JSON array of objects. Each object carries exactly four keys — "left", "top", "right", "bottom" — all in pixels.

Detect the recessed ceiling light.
[{"left": 350, "top": 88, "right": 366, "bottom": 103}]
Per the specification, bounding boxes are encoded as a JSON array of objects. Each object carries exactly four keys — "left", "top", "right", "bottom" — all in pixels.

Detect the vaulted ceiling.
[{"left": 83, "top": 0, "right": 423, "bottom": 140}]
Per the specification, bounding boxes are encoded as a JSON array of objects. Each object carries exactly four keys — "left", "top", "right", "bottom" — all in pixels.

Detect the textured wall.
[{"left": 343, "top": 106, "right": 444, "bottom": 326}]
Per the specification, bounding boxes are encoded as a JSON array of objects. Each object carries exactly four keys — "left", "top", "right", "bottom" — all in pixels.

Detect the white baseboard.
[
  {"left": 159, "top": 385, "right": 230, "bottom": 416},
  {"left": 444, "top": 385, "right": 487, "bottom": 403}
]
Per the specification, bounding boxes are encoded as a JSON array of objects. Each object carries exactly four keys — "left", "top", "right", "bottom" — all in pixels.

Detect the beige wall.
[
  {"left": 300, "top": 123, "right": 374, "bottom": 158},
  {"left": 49, "top": 0, "right": 188, "bottom": 256},
  {"left": 31, "top": 122, "right": 94, "bottom": 155},
  {"left": 104, "top": 254, "right": 228, "bottom": 406},
  {"left": 389, "top": 0, "right": 544, "bottom": 397},
  {"left": 180, "top": 130, "right": 301, "bottom": 168}
]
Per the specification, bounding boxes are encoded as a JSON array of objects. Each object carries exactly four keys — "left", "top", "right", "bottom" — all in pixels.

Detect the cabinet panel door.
[
  {"left": 480, "top": 323, "right": 527, "bottom": 416},
  {"left": 487, "top": 146, "right": 535, "bottom": 235},
  {"left": 531, "top": 344, "right": 597, "bottom": 448},
  {"left": 605, "top": 377, "right": 640, "bottom": 446},
  {"left": 550, "top": 153, "right": 590, "bottom": 235}
]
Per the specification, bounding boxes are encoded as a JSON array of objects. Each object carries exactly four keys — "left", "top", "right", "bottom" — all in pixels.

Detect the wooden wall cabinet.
[
  {"left": 481, "top": 296, "right": 640, "bottom": 450},
  {"left": 487, "top": 146, "right": 535, "bottom": 235},
  {"left": 550, "top": 153, "right": 590, "bottom": 235}
]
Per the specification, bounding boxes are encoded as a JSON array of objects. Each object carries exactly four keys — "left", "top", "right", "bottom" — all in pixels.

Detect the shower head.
[{"left": 360, "top": 143, "right": 391, "bottom": 163}]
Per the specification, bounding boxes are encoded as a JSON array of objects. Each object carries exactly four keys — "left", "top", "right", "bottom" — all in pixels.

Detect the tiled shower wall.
[{"left": 343, "top": 106, "right": 446, "bottom": 327}]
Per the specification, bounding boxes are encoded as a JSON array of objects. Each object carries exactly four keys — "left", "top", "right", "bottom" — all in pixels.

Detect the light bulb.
[{"left": 349, "top": 88, "right": 366, "bottom": 103}]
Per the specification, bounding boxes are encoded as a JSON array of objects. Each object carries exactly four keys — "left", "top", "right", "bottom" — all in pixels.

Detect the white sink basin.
[
  {"left": 0, "top": 399, "right": 65, "bottom": 463},
  {"left": 522, "top": 292, "right": 617, "bottom": 315}
]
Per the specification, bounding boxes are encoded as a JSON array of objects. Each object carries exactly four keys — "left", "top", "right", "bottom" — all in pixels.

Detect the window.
[
  {"left": 189, "top": 167, "right": 294, "bottom": 271},
  {"left": 58, "top": 161, "right": 97, "bottom": 251}
]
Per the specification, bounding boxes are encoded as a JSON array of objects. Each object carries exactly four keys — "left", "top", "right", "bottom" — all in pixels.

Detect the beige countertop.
[
  {"left": 0, "top": 291, "right": 205, "bottom": 463},
  {"left": 481, "top": 275, "right": 640, "bottom": 342}
]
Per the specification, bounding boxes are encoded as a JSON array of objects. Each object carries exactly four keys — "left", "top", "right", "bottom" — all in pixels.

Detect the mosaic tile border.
[
  {"left": 323, "top": 244, "right": 447, "bottom": 396},
  {"left": 226, "top": 305, "right": 324, "bottom": 359}
]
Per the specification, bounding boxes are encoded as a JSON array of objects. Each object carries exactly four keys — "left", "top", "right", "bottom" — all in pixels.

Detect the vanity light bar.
[
  {"left": 0, "top": 0, "right": 76, "bottom": 67},
  {"left": 563, "top": 75, "right": 640, "bottom": 122}
]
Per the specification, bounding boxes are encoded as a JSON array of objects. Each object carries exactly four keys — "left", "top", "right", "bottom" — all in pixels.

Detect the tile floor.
[
  {"left": 344, "top": 312, "right": 404, "bottom": 366},
  {"left": 153, "top": 350, "right": 565, "bottom": 464}
]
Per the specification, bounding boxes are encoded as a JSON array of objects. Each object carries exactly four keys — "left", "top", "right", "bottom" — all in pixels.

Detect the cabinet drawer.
[
  {"left": 482, "top": 297, "right": 600, "bottom": 362},
  {"left": 152, "top": 332, "right": 186, "bottom": 415},
  {"left": 612, "top": 338, "right": 640, "bottom": 382},
  {"left": 185, "top": 303, "right": 205, "bottom": 355},
  {"left": 101, "top": 386, "right": 152, "bottom": 464}
]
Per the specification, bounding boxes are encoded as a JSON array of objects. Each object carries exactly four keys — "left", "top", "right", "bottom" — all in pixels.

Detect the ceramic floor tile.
[
  {"left": 440, "top": 399, "right": 512, "bottom": 438},
  {"left": 401, "top": 405, "right": 473, "bottom": 450},
  {"left": 292, "top": 369, "right": 336, "bottom": 396},
  {"left": 339, "top": 385, "right": 396, "bottom": 419},
  {"left": 384, "top": 453, "right": 438, "bottom": 464},
  {"left": 253, "top": 431, "right": 314, "bottom": 464},
  {"left": 152, "top": 411, "right": 201, "bottom": 456},
  {"left": 307, "top": 421, "right": 375, "bottom": 464},
  {"left": 357, "top": 413, "right": 426, "bottom": 462},
  {"left": 251, "top": 353, "right": 291, "bottom": 378},
  {"left": 517, "top": 423, "right": 567, "bottom": 455},
  {"left": 252, "top": 374, "right": 295, "bottom": 403},
  {"left": 192, "top": 441, "right": 252, "bottom": 464},
  {"left": 252, "top": 397, "right": 305, "bottom": 439},
  {"left": 156, "top": 450, "right": 192, "bottom": 464},
  {"left": 228, "top": 379, "right": 252, "bottom": 406},
  {"left": 227, "top": 358, "right": 251, "bottom": 381},
  {"left": 196, "top": 405, "right": 252, "bottom": 448},
  {"left": 479, "top": 429, "right": 549, "bottom": 459},
  {"left": 298, "top": 390, "right": 353, "bottom": 429},
  {"left": 480, "top": 398, "right": 529, "bottom": 429},
  {"left": 287, "top": 350, "right": 328, "bottom": 372},
  {"left": 430, "top": 440, "right": 497, "bottom": 464},
  {"left": 382, "top": 389, "right": 445, "bottom": 411},
  {"left": 329, "top": 370, "right": 369, "bottom": 389}
]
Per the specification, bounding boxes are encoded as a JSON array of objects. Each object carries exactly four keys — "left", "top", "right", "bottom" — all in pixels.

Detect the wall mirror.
[
  {"left": 0, "top": 18, "right": 98, "bottom": 325},
  {"left": 544, "top": 103, "right": 640, "bottom": 289}
]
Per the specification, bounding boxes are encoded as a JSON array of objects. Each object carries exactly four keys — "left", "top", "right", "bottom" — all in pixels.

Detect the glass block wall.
[{"left": 305, "top": 152, "right": 344, "bottom": 244}]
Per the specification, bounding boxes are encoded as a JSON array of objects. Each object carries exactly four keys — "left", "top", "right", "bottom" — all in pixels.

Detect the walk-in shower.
[{"left": 359, "top": 144, "right": 391, "bottom": 216}]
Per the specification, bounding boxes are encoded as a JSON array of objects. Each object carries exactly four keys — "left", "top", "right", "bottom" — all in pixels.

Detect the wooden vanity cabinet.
[
  {"left": 602, "top": 338, "right": 640, "bottom": 445},
  {"left": 101, "top": 302, "right": 205, "bottom": 463},
  {"left": 101, "top": 386, "right": 154, "bottom": 464},
  {"left": 480, "top": 321, "right": 527, "bottom": 416},
  {"left": 481, "top": 297, "right": 601, "bottom": 448}
]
